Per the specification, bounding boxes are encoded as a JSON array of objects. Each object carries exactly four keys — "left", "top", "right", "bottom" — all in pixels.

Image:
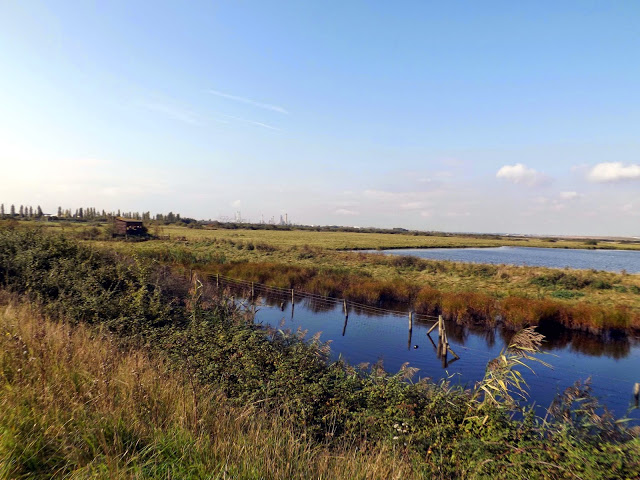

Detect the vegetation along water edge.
[
  {"left": 71, "top": 223, "right": 640, "bottom": 335},
  {"left": 1, "top": 225, "right": 640, "bottom": 478}
]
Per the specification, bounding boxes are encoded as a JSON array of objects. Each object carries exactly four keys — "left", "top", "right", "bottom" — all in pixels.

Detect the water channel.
[
  {"left": 372, "top": 246, "right": 640, "bottom": 273},
  {"left": 217, "top": 245, "right": 640, "bottom": 422},
  {"left": 227, "top": 286, "right": 640, "bottom": 423}
]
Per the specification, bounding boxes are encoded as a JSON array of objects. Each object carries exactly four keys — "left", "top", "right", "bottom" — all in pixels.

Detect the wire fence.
[
  {"left": 200, "top": 272, "right": 640, "bottom": 396},
  {"left": 205, "top": 272, "right": 440, "bottom": 322}
]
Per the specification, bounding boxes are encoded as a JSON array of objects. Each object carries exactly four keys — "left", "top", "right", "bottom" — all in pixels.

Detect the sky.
[{"left": 0, "top": 1, "right": 639, "bottom": 236}]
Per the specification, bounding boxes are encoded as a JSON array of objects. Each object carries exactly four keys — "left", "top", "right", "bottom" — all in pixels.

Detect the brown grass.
[{"left": 200, "top": 260, "right": 640, "bottom": 334}]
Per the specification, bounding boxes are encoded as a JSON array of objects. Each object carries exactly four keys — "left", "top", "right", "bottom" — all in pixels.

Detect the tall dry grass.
[
  {"left": 205, "top": 261, "right": 640, "bottom": 334},
  {"left": 0, "top": 300, "right": 416, "bottom": 479}
]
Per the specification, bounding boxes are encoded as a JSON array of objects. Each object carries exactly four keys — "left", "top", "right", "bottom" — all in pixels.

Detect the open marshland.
[
  {"left": 77, "top": 224, "right": 640, "bottom": 334},
  {"left": 153, "top": 224, "right": 640, "bottom": 251},
  {"left": 1, "top": 225, "right": 639, "bottom": 479}
]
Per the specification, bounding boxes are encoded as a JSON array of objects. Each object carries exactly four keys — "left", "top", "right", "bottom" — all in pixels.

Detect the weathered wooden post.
[
  {"left": 291, "top": 288, "right": 295, "bottom": 305},
  {"left": 437, "top": 315, "right": 444, "bottom": 357},
  {"left": 409, "top": 311, "right": 413, "bottom": 331},
  {"left": 343, "top": 299, "right": 348, "bottom": 318},
  {"left": 634, "top": 383, "right": 640, "bottom": 407},
  {"left": 216, "top": 273, "right": 219, "bottom": 288}
]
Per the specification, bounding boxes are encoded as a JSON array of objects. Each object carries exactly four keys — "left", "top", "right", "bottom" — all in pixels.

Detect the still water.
[
  {"left": 250, "top": 294, "right": 640, "bottom": 422},
  {"left": 376, "top": 246, "right": 640, "bottom": 273}
]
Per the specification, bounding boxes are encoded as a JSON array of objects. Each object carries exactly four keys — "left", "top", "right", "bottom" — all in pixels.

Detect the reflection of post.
[
  {"left": 437, "top": 315, "right": 444, "bottom": 357},
  {"left": 634, "top": 383, "right": 640, "bottom": 407},
  {"left": 427, "top": 314, "right": 460, "bottom": 365},
  {"left": 342, "top": 299, "right": 349, "bottom": 336},
  {"left": 291, "top": 302, "right": 295, "bottom": 319},
  {"left": 407, "top": 325, "right": 412, "bottom": 350}
]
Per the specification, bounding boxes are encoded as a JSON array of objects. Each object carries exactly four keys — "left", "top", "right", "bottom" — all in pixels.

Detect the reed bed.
[{"left": 196, "top": 260, "right": 640, "bottom": 334}]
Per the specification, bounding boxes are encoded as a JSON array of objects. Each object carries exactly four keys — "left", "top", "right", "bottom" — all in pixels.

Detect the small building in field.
[{"left": 114, "top": 217, "right": 145, "bottom": 236}]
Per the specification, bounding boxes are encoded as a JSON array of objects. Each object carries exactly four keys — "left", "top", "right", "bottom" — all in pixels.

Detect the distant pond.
[{"left": 373, "top": 246, "right": 640, "bottom": 273}]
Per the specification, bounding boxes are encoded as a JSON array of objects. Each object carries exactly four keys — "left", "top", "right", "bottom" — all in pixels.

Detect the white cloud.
[
  {"left": 496, "top": 163, "right": 550, "bottom": 187},
  {"left": 207, "top": 89, "right": 289, "bottom": 114},
  {"left": 587, "top": 162, "right": 640, "bottom": 183},
  {"left": 559, "top": 191, "right": 581, "bottom": 200}
]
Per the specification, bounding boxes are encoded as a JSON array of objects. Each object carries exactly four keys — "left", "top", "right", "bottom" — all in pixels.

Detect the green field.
[{"left": 158, "top": 224, "right": 640, "bottom": 251}]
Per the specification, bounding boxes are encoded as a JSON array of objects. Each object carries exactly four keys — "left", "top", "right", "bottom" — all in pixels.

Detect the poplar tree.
[
  {"left": 36, "top": 206, "right": 43, "bottom": 218},
  {"left": 10, "top": 205, "right": 15, "bottom": 216},
  {"left": 0, "top": 204, "right": 4, "bottom": 217}
]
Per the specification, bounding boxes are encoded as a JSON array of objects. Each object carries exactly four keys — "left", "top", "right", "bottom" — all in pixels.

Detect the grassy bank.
[
  {"left": 1, "top": 225, "right": 640, "bottom": 479},
  {"left": 0, "top": 302, "right": 414, "bottom": 479},
  {"left": 131, "top": 223, "right": 640, "bottom": 250},
  {"left": 25, "top": 219, "right": 640, "bottom": 251},
  {"left": 94, "top": 230, "right": 640, "bottom": 334}
]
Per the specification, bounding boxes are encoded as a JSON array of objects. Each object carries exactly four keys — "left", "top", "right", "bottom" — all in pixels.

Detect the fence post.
[
  {"left": 216, "top": 273, "right": 219, "bottom": 288},
  {"left": 291, "top": 288, "right": 295, "bottom": 305}
]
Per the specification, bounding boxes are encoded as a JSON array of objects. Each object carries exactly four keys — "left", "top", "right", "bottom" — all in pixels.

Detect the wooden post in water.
[
  {"left": 437, "top": 315, "right": 444, "bottom": 357},
  {"left": 216, "top": 273, "right": 219, "bottom": 288},
  {"left": 409, "top": 311, "right": 413, "bottom": 331},
  {"left": 291, "top": 289, "right": 295, "bottom": 305},
  {"left": 343, "top": 299, "right": 348, "bottom": 318},
  {"left": 634, "top": 383, "right": 640, "bottom": 407}
]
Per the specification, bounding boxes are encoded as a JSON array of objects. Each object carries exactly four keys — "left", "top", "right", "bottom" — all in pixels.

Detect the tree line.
[{"left": 0, "top": 203, "right": 197, "bottom": 225}]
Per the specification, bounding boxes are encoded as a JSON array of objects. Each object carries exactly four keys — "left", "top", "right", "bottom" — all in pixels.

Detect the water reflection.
[
  {"left": 215, "top": 281, "right": 640, "bottom": 421},
  {"left": 224, "top": 283, "right": 638, "bottom": 360}
]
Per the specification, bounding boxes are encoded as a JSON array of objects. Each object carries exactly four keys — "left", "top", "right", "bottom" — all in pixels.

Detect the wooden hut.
[{"left": 114, "top": 217, "right": 145, "bottom": 237}]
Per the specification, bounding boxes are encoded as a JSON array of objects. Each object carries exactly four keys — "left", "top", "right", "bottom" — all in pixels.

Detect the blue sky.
[{"left": 1, "top": 1, "right": 639, "bottom": 235}]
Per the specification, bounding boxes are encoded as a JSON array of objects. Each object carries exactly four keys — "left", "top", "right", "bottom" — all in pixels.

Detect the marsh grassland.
[
  {"left": 76, "top": 224, "right": 640, "bottom": 334},
  {"left": 1, "top": 225, "right": 639, "bottom": 479}
]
